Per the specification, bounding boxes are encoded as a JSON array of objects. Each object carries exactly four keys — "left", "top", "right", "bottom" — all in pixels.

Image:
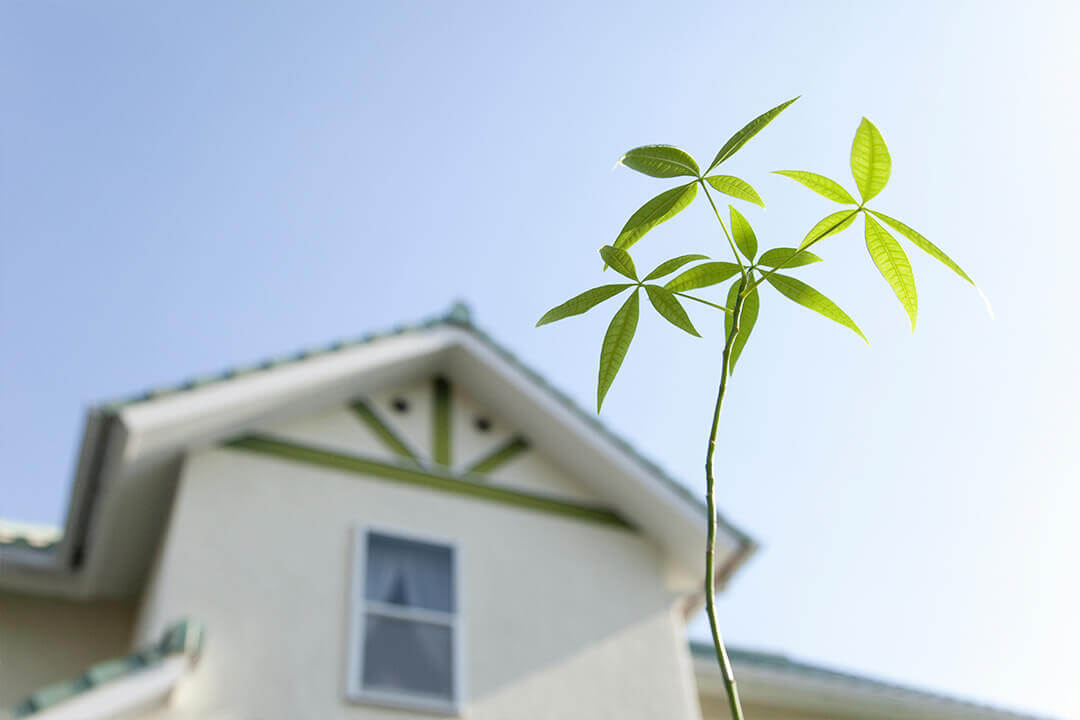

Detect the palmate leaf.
[
  {"left": 800, "top": 209, "right": 860, "bottom": 249},
  {"left": 766, "top": 273, "right": 867, "bottom": 342},
  {"left": 869, "top": 210, "right": 974, "bottom": 285},
  {"left": 643, "top": 254, "right": 710, "bottom": 281},
  {"left": 757, "top": 247, "right": 823, "bottom": 268},
  {"left": 851, "top": 118, "right": 891, "bottom": 203},
  {"left": 620, "top": 145, "right": 700, "bottom": 178},
  {"left": 613, "top": 182, "right": 698, "bottom": 253},
  {"left": 645, "top": 285, "right": 699, "bottom": 336},
  {"left": 536, "top": 284, "right": 635, "bottom": 326},
  {"left": 664, "top": 262, "right": 741, "bottom": 292},
  {"left": 773, "top": 170, "right": 857, "bottom": 205},
  {"left": 725, "top": 281, "right": 759, "bottom": 372},
  {"left": 729, "top": 206, "right": 758, "bottom": 261},
  {"left": 599, "top": 245, "right": 638, "bottom": 280},
  {"left": 707, "top": 96, "right": 800, "bottom": 173},
  {"left": 704, "top": 175, "right": 764, "bottom": 207},
  {"left": 865, "top": 215, "right": 917, "bottom": 329},
  {"left": 597, "top": 290, "right": 640, "bottom": 412}
]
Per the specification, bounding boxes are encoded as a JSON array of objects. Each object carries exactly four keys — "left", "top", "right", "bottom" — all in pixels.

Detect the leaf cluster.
[
  {"left": 539, "top": 101, "right": 979, "bottom": 411},
  {"left": 774, "top": 118, "right": 975, "bottom": 330}
]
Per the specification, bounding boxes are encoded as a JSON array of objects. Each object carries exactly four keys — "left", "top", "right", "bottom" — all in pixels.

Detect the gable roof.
[{"left": 0, "top": 303, "right": 754, "bottom": 599}]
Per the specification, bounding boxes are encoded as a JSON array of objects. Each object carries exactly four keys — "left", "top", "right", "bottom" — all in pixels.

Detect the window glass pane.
[
  {"left": 365, "top": 533, "right": 454, "bottom": 612},
  {"left": 362, "top": 614, "right": 453, "bottom": 699}
]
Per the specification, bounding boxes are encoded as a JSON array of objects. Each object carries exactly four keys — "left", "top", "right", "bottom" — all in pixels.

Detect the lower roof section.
[
  {"left": 691, "top": 641, "right": 1047, "bottom": 720},
  {"left": 12, "top": 620, "right": 202, "bottom": 719},
  {"left": 10, "top": 627, "right": 1046, "bottom": 720}
]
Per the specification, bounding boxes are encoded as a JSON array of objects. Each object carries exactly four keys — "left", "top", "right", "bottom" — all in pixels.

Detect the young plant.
[{"left": 536, "top": 98, "right": 980, "bottom": 720}]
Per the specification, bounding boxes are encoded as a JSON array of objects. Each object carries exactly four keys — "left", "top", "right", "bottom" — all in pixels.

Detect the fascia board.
[{"left": 117, "top": 328, "right": 459, "bottom": 466}]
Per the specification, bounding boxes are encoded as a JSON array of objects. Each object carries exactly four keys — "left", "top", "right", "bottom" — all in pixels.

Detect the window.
[{"left": 347, "top": 528, "right": 461, "bottom": 713}]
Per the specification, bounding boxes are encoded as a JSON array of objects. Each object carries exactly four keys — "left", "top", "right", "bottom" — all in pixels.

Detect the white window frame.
[{"left": 346, "top": 525, "right": 464, "bottom": 715}]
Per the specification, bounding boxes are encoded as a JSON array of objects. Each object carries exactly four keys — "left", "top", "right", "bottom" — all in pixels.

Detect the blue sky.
[{"left": 2, "top": 1, "right": 1077, "bottom": 717}]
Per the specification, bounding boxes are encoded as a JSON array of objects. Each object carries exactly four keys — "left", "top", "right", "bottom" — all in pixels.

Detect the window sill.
[{"left": 346, "top": 689, "right": 461, "bottom": 716}]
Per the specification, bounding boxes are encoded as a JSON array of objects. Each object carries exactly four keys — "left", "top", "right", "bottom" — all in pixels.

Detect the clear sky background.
[{"left": 2, "top": 1, "right": 1077, "bottom": 717}]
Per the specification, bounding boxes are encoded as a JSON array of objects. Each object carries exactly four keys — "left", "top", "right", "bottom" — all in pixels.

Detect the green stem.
[
  {"left": 699, "top": 179, "right": 748, "bottom": 282},
  {"left": 675, "top": 292, "right": 733, "bottom": 314},
  {"left": 705, "top": 276, "right": 748, "bottom": 720}
]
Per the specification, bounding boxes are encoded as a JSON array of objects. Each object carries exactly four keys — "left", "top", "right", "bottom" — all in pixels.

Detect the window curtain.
[{"left": 365, "top": 533, "right": 453, "bottom": 613}]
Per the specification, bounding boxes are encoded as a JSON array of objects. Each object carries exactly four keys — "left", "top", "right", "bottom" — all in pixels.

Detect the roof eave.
[{"left": 0, "top": 411, "right": 117, "bottom": 597}]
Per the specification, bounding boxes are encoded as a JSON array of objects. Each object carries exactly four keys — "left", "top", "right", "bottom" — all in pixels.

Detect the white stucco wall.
[
  {"left": 257, "top": 405, "right": 394, "bottom": 461},
  {"left": 135, "top": 441, "right": 701, "bottom": 720}
]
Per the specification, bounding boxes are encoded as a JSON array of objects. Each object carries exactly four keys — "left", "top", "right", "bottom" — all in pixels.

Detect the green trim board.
[
  {"left": 432, "top": 376, "right": 452, "bottom": 466},
  {"left": 13, "top": 620, "right": 203, "bottom": 717},
  {"left": 348, "top": 400, "right": 418, "bottom": 462},
  {"left": 465, "top": 436, "right": 530, "bottom": 475},
  {"left": 226, "top": 434, "right": 632, "bottom": 529}
]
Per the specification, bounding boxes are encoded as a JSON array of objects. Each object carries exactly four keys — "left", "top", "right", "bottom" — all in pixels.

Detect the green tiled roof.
[
  {"left": 689, "top": 641, "right": 1042, "bottom": 719},
  {"left": 13, "top": 620, "right": 203, "bottom": 717},
  {"left": 0, "top": 522, "right": 61, "bottom": 554}
]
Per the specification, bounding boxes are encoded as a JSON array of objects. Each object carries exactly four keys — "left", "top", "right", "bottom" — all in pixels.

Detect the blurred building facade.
[{"left": 0, "top": 306, "right": 1039, "bottom": 720}]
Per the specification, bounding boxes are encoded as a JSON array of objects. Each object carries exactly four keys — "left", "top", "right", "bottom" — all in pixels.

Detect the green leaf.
[
  {"left": 729, "top": 206, "right": 758, "bottom": 262},
  {"left": 869, "top": 210, "right": 974, "bottom": 285},
  {"left": 599, "top": 245, "right": 638, "bottom": 280},
  {"left": 643, "top": 254, "right": 710, "bottom": 281},
  {"left": 766, "top": 273, "right": 867, "bottom": 342},
  {"left": 725, "top": 282, "right": 759, "bottom": 372},
  {"left": 620, "top": 145, "right": 700, "bottom": 178},
  {"left": 645, "top": 285, "right": 699, "bottom": 336},
  {"left": 865, "top": 215, "right": 917, "bottom": 330},
  {"left": 708, "top": 96, "right": 800, "bottom": 172},
  {"left": 536, "top": 284, "right": 635, "bottom": 326},
  {"left": 773, "top": 170, "right": 857, "bottom": 205},
  {"left": 850, "top": 118, "right": 891, "bottom": 203},
  {"left": 597, "top": 290, "right": 640, "bottom": 412},
  {"left": 664, "top": 262, "right": 741, "bottom": 292},
  {"left": 614, "top": 182, "right": 698, "bottom": 253},
  {"left": 704, "top": 175, "right": 764, "bottom": 207},
  {"left": 800, "top": 209, "right": 860, "bottom": 249},
  {"left": 757, "top": 247, "right": 823, "bottom": 268}
]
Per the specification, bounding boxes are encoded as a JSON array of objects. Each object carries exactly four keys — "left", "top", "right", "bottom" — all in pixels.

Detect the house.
[{"left": 0, "top": 304, "right": 1041, "bottom": 720}]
